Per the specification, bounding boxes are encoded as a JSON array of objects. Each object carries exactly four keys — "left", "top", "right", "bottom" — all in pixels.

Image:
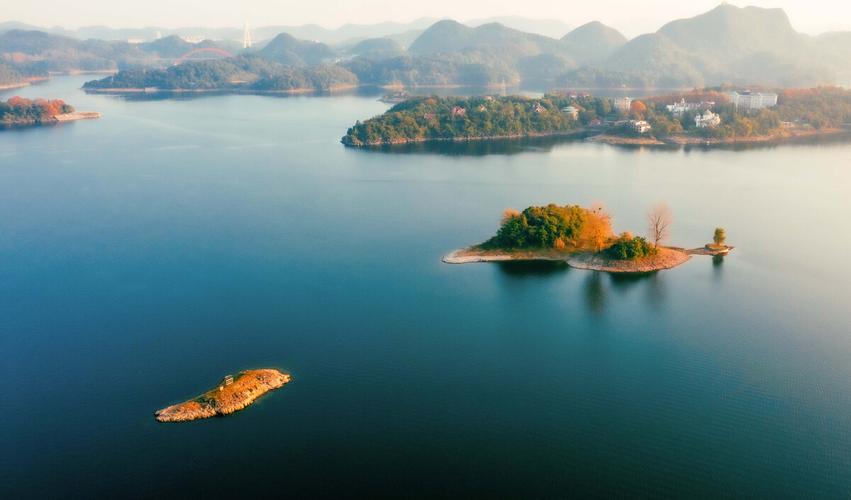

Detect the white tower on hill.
[{"left": 243, "top": 23, "right": 252, "bottom": 49}]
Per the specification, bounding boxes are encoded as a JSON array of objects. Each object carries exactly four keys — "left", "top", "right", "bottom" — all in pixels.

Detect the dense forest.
[
  {"left": 0, "top": 96, "right": 73, "bottom": 125},
  {"left": 342, "top": 95, "right": 585, "bottom": 146},
  {"left": 83, "top": 55, "right": 357, "bottom": 92}
]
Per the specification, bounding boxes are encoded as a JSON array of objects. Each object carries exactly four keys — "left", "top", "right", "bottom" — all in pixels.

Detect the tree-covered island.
[
  {"left": 1, "top": 96, "right": 100, "bottom": 127},
  {"left": 444, "top": 203, "right": 729, "bottom": 273},
  {"left": 343, "top": 87, "right": 851, "bottom": 147}
]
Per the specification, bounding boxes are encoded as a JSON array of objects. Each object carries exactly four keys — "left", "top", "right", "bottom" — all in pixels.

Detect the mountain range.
[
  {"left": 0, "top": 17, "right": 569, "bottom": 46},
  {"left": 3, "top": 4, "right": 851, "bottom": 89}
]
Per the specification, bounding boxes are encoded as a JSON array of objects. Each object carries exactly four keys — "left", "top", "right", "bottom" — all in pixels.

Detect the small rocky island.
[
  {"left": 1, "top": 96, "right": 100, "bottom": 128},
  {"left": 155, "top": 369, "right": 291, "bottom": 422},
  {"left": 443, "top": 203, "right": 731, "bottom": 273}
]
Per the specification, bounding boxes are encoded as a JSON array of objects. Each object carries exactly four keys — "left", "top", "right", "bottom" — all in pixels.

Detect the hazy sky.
[{"left": 6, "top": 0, "right": 851, "bottom": 36}]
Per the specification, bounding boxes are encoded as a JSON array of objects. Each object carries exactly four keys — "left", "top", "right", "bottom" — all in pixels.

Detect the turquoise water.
[{"left": 2, "top": 76, "right": 851, "bottom": 498}]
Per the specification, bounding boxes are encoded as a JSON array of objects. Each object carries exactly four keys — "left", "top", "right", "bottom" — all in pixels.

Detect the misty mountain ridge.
[{"left": 4, "top": 4, "right": 851, "bottom": 89}]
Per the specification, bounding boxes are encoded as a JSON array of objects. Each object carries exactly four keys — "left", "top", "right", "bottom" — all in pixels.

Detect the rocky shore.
[
  {"left": 567, "top": 247, "right": 691, "bottom": 273},
  {"left": 155, "top": 369, "right": 291, "bottom": 422},
  {"left": 444, "top": 245, "right": 730, "bottom": 273}
]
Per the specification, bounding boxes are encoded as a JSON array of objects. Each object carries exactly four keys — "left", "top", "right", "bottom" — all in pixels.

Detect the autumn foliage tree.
[
  {"left": 578, "top": 203, "right": 614, "bottom": 252},
  {"left": 630, "top": 100, "right": 647, "bottom": 118},
  {"left": 1, "top": 96, "right": 73, "bottom": 124}
]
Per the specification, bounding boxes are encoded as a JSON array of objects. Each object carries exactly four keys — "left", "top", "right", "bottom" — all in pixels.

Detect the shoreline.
[
  {"left": 0, "top": 82, "right": 30, "bottom": 91},
  {"left": 1, "top": 111, "right": 101, "bottom": 129},
  {"left": 444, "top": 244, "right": 732, "bottom": 273},
  {"left": 84, "top": 83, "right": 359, "bottom": 95},
  {"left": 346, "top": 127, "right": 849, "bottom": 148},
  {"left": 344, "top": 129, "right": 587, "bottom": 147}
]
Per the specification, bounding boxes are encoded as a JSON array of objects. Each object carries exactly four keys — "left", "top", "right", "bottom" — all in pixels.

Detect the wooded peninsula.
[{"left": 342, "top": 87, "right": 851, "bottom": 147}]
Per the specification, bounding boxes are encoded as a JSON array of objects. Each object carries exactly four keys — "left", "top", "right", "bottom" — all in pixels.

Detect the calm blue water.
[{"left": 2, "top": 76, "right": 851, "bottom": 498}]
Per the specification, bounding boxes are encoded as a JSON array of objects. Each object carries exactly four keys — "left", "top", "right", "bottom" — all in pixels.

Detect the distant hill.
[
  {"left": 561, "top": 22, "right": 627, "bottom": 63},
  {"left": 12, "top": 4, "right": 851, "bottom": 91},
  {"left": 410, "top": 20, "right": 567, "bottom": 57},
  {"left": 405, "top": 20, "right": 576, "bottom": 85},
  {"left": 657, "top": 4, "right": 804, "bottom": 61},
  {"left": 466, "top": 17, "right": 571, "bottom": 39},
  {"left": 257, "top": 33, "right": 336, "bottom": 66},
  {"left": 563, "top": 4, "right": 847, "bottom": 88},
  {"left": 346, "top": 38, "right": 404, "bottom": 59},
  {"left": 601, "top": 33, "right": 707, "bottom": 87}
]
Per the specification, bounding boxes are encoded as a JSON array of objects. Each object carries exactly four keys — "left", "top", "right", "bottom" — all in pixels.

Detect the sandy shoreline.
[
  {"left": 0, "top": 82, "right": 30, "bottom": 91},
  {"left": 53, "top": 111, "right": 101, "bottom": 122}
]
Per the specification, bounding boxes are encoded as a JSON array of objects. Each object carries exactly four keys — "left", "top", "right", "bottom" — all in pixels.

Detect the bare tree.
[{"left": 647, "top": 203, "right": 672, "bottom": 247}]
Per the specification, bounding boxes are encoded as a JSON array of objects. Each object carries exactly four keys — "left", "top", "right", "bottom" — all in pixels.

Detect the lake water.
[{"left": 2, "top": 76, "right": 851, "bottom": 498}]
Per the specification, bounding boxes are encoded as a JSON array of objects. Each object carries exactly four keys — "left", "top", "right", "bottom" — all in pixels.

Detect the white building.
[
  {"left": 695, "top": 110, "right": 721, "bottom": 129},
  {"left": 730, "top": 91, "right": 778, "bottom": 111},
  {"left": 631, "top": 120, "right": 652, "bottom": 134},
  {"left": 561, "top": 106, "right": 580, "bottom": 120},
  {"left": 666, "top": 98, "right": 716, "bottom": 117},
  {"left": 613, "top": 97, "right": 633, "bottom": 113}
]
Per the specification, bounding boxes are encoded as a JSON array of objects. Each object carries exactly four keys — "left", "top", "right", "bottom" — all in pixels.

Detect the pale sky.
[{"left": 5, "top": 0, "right": 851, "bottom": 37}]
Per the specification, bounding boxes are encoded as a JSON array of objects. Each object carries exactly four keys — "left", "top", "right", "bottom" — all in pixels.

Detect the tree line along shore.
[
  {"left": 443, "top": 203, "right": 731, "bottom": 273},
  {"left": 341, "top": 88, "right": 851, "bottom": 147}
]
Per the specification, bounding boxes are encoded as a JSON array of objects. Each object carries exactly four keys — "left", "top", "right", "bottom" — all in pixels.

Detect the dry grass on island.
[
  {"left": 155, "top": 369, "right": 291, "bottom": 423},
  {"left": 444, "top": 203, "right": 730, "bottom": 273}
]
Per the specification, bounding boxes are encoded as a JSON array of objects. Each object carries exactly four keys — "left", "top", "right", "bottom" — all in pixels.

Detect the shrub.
[
  {"left": 605, "top": 233, "right": 657, "bottom": 260},
  {"left": 485, "top": 204, "right": 587, "bottom": 249}
]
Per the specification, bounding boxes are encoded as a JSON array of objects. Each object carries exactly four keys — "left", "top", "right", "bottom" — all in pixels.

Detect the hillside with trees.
[
  {"left": 344, "top": 87, "right": 851, "bottom": 146},
  {"left": 342, "top": 95, "right": 585, "bottom": 146},
  {"left": 0, "top": 62, "right": 24, "bottom": 86},
  {"left": 83, "top": 55, "right": 357, "bottom": 92}
]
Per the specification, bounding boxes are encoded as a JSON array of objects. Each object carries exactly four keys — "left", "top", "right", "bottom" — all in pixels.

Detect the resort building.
[
  {"left": 666, "top": 98, "right": 716, "bottom": 117},
  {"left": 730, "top": 91, "right": 778, "bottom": 111},
  {"left": 630, "top": 120, "right": 652, "bottom": 134},
  {"left": 613, "top": 97, "right": 633, "bottom": 113},
  {"left": 695, "top": 110, "right": 721, "bottom": 129},
  {"left": 561, "top": 106, "right": 580, "bottom": 120}
]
